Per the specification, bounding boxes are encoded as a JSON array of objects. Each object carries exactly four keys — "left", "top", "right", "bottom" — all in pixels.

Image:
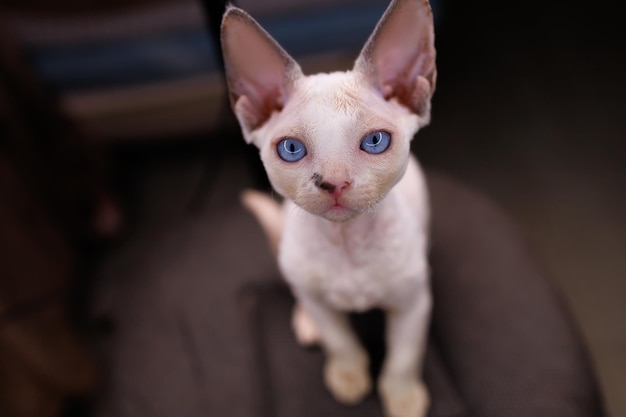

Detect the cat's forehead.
[
  {"left": 273, "top": 71, "right": 390, "bottom": 139},
  {"left": 292, "top": 72, "right": 369, "bottom": 116},
  {"left": 256, "top": 70, "right": 419, "bottom": 147}
]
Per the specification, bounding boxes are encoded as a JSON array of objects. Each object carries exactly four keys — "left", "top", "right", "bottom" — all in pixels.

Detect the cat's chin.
[{"left": 318, "top": 206, "right": 361, "bottom": 223}]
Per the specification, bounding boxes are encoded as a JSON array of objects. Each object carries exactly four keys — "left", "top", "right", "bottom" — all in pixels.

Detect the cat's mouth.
[
  {"left": 296, "top": 193, "right": 374, "bottom": 222},
  {"left": 319, "top": 198, "right": 362, "bottom": 222},
  {"left": 329, "top": 196, "right": 354, "bottom": 211}
]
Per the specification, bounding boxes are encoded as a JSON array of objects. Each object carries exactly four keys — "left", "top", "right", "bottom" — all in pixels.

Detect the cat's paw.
[
  {"left": 324, "top": 353, "right": 371, "bottom": 404},
  {"left": 379, "top": 376, "right": 429, "bottom": 417},
  {"left": 292, "top": 304, "right": 321, "bottom": 346}
]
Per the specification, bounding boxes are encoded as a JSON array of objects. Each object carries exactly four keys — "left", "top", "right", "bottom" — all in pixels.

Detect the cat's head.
[{"left": 221, "top": 0, "right": 436, "bottom": 222}]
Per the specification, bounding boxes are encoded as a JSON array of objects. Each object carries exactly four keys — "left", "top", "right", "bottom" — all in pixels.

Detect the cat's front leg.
[
  {"left": 379, "top": 289, "right": 431, "bottom": 417},
  {"left": 296, "top": 293, "right": 372, "bottom": 404},
  {"left": 292, "top": 303, "right": 321, "bottom": 346}
]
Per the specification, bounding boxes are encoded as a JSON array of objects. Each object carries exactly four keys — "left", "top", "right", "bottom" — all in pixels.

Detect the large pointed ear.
[
  {"left": 221, "top": 6, "right": 303, "bottom": 142},
  {"left": 354, "top": 0, "right": 436, "bottom": 124}
]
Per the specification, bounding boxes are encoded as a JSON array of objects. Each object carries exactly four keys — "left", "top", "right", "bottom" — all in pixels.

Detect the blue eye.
[
  {"left": 360, "top": 131, "right": 391, "bottom": 154},
  {"left": 277, "top": 138, "right": 307, "bottom": 162}
]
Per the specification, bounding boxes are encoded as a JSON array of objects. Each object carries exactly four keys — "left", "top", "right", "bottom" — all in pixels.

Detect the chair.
[{"left": 92, "top": 169, "right": 605, "bottom": 417}]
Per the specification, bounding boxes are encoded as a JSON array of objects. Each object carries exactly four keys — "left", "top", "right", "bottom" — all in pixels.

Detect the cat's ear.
[
  {"left": 354, "top": 0, "right": 436, "bottom": 125},
  {"left": 221, "top": 6, "right": 303, "bottom": 143}
]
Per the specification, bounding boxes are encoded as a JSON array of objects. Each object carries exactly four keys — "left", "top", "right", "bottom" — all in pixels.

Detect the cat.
[{"left": 221, "top": 1, "right": 436, "bottom": 416}]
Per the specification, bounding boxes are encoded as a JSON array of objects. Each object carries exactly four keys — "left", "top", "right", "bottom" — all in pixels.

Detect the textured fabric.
[
  {"left": 93, "top": 172, "right": 605, "bottom": 417},
  {"left": 427, "top": 173, "right": 605, "bottom": 417}
]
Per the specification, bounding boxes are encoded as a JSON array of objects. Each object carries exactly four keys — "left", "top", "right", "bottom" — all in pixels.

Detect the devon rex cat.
[{"left": 221, "top": 1, "right": 436, "bottom": 416}]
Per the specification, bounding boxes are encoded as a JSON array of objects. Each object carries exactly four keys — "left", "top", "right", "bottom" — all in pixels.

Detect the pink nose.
[{"left": 318, "top": 180, "right": 351, "bottom": 197}]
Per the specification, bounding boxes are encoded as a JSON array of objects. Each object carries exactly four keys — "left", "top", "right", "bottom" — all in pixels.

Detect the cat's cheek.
[
  {"left": 259, "top": 148, "right": 290, "bottom": 196},
  {"left": 265, "top": 173, "right": 293, "bottom": 198},
  {"left": 366, "top": 152, "right": 409, "bottom": 195},
  {"left": 293, "top": 194, "right": 331, "bottom": 217},
  {"left": 265, "top": 166, "right": 309, "bottom": 201}
]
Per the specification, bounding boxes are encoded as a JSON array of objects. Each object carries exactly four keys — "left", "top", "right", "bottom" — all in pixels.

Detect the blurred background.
[{"left": 0, "top": 0, "right": 623, "bottom": 416}]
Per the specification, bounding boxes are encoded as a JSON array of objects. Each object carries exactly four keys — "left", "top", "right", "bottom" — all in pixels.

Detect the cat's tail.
[{"left": 241, "top": 190, "right": 283, "bottom": 256}]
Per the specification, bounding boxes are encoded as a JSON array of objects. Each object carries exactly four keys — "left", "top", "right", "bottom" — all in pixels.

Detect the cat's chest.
[{"left": 279, "top": 201, "right": 428, "bottom": 311}]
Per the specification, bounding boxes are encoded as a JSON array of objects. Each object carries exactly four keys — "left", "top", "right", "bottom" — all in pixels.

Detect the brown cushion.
[
  {"left": 93, "top": 171, "right": 604, "bottom": 417},
  {"left": 427, "top": 173, "right": 605, "bottom": 417}
]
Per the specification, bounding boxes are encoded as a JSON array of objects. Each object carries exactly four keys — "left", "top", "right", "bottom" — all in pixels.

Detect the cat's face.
[
  {"left": 252, "top": 72, "right": 420, "bottom": 222},
  {"left": 221, "top": 0, "right": 436, "bottom": 222}
]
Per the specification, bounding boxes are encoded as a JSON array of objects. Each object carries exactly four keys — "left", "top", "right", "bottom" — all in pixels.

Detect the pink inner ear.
[
  {"left": 355, "top": 0, "right": 436, "bottom": 114},
  {"left": 222, "top": 10, "right": 301, "bottom": 131},
  {"left": 374, "top": 20, "right": 434, "bottom": 92},
  {"left": 226, "top": 21, "right": 287, "bottom": 106}
]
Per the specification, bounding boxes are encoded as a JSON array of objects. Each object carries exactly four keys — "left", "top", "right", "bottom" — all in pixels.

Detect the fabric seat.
[{"left": 93, "top": 171, "right": 605, "bottom": 417}]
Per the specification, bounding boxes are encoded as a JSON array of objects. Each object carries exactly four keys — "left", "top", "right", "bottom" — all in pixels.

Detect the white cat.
[{"left": 221, "top": 1, "right": 436, "bottom": 416}]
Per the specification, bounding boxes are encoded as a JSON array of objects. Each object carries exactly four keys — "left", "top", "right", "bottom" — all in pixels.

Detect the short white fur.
[{"left": 222, "top": 1, "right": 436, "bottom": 416}]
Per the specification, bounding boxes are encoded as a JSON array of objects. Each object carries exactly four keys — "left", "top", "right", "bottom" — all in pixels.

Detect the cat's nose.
[{"left": 317, "top": 180, "right": 351, "bottom": 196}]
